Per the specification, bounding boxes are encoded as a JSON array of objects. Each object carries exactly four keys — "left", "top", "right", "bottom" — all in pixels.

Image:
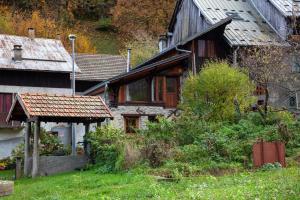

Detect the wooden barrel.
[{"left": 0, "top": 181, "right": 14, "bottom": 197}]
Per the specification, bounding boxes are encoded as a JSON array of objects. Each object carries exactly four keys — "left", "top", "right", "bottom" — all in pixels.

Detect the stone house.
[{"left": 84, "top": 0, "right": 300, "bottom": 132}]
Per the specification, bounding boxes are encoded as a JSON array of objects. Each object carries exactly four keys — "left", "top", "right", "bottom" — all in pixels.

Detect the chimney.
[
  {"left": 127, "top": 48, "right": 131, "bottom": 72},
  {"left": 13, "top": 45, "right": 22, "bottom": 62},
  {"left": 56, "top": 33, "right": 61, "bottom": 40},
  {"left": 28, "top": 28, "right": 35, "bottom": 39},
  {"left": 159, "top": 35, "right": 167, "bottom": 52}
]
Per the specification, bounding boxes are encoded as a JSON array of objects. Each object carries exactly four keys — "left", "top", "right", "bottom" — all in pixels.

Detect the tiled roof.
[
  {"left": 8, "top": 93, "right": 113, "bottom": 121},
  {"left": 0, "top": 34, "right": 79, "bottom": 73},
  {"left": 193, "top": 0, "right": 282, "bottom": 46},
  {"left": 75, "top": 54, "right": 127, "bottom": 81},
  {"left": 269, "top": 0, "right": 300, "bottom": 17}
]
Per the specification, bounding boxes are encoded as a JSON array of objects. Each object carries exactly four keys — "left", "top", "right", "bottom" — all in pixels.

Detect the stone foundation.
[
  {"left": 109, "top": 105, "right": 177, "bottom": 129},
  {"left": 0, "top": 181, "right": 14, "bottom": 197}
]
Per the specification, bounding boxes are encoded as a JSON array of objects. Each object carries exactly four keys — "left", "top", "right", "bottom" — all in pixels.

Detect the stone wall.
[
  {"left": 109, "top": 106, "right": 177, "bottom": 129},
  {"left": 27, "top": 155, "right": 89, "bottom": 176}
]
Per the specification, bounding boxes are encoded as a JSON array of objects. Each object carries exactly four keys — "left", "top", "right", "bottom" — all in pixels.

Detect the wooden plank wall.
[
  {"left": 169, "top": 0, "right": 210, "bottom": 46},
  {"left": 250, "top": 0, "right": 288, "bottom": 39}
]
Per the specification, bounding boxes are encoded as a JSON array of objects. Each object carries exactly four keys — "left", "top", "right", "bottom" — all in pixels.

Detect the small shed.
[{"left": 7, "top": 93, "right": 113, "bottom": 177}]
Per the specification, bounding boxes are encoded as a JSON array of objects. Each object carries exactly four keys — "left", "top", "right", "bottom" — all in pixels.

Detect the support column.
[
  {"left": 84, "top": 124, "right": 90, "bottom": 156},
  {"left": 71, "top": 123, "right": 76, "bottom": 156},
  {"left": 24, "top": 122, "right": 31, "bottom": 176},
  {"left": 32, "top": 120, "right": 40, "bottom": 178}
]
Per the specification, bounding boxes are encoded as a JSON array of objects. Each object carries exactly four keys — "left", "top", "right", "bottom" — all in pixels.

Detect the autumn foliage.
[
  {"left": 113, "top": 0, "right": 176, "bottom": 37},
  {"left": 0, "top": 7, "right": 96, "bottom": 53}
]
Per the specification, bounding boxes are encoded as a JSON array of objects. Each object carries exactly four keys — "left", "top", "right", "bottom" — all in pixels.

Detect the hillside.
[{"left": 0, "top": 0, "right": 176, "bottom": 64}]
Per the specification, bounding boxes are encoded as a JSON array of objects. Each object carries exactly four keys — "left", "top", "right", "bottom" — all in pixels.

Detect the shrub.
[
  {"left": 86, "top": 125, "right": 125, "bottom": 172},
  {"left": 182, "top": 62, "right": 256, "bottom": 122}
]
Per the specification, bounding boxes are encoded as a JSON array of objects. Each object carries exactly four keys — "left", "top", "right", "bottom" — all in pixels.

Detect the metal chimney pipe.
[
  {"left": 13, "top": 45, "right": 22, "bottom": 62},
  {"left": 56, "top": 33, "right": 61, "bottom": 40},
  {"left": 28, "top": 28, "right": 35, "bottom": 39},
  {"left": 68, "top": 34, "right": 77, "bottom": 156},
  {"left": 127, "top": 48, "right": 131, "bottom": 72}
]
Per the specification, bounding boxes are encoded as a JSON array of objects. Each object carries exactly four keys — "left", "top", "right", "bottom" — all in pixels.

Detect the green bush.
[
  {"left": 86, "top": 125, "right": 125, "bottom": 172},
  {"left": 182, "top": 62, "right": 256, "bottom": 122}
]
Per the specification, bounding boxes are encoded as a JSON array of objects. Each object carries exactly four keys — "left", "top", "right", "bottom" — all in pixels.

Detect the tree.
[
  {"left": 112, "top": 0, "right": 176, "bottom": 38},
  {"left": 120, "top": 31, "right": 158, "bottom": 67},
  {"left": 182, "top": 62, "right": 256, "bottom": 122},
  {"left": 239, "top": 45, "right": 300, "bottom": 118}
]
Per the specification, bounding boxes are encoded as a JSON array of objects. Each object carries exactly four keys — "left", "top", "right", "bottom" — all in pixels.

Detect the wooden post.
[
  {"left": 84, "top": 124, "right": 90, "bottom": 156},
  {"left": 24, "top": 122, "right": 31, "bottom": 176},
  {"left": 15, "top": 157, "right": 22, "bottom": 180},
  {"left": 32, "top": 119, "right": 40, "bottom": 178}
]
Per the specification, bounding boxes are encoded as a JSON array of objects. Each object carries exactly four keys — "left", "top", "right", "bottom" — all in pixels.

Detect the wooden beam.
[
  {"left": 84, "top": 124, "right": 90, "bottom": 156},
  {"left": 32, "top": 119, "right": 40, "bottom": 178},
  {"left": 24, "top": 122, "right": 31, "bottom": 177}
]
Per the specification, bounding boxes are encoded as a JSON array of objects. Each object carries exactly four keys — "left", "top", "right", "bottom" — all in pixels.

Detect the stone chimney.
[
  {"left": 56, "top": 33, "right": 61, "bottom": 40},
  {"left": 28, "top": 28, "right": 35, "bottom": 39},
  {"left": 127, "top": 48, "right": 132, "bottom": 72},
  {"left": 13, "top": 45, "right": 22, "bottom": 62},
  {"left": 159, "top": 35, "right": 167, "bottom": 52}
]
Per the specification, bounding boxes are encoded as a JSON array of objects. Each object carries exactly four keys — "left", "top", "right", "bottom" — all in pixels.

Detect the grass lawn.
[
  {"left": 1, "top": 167, "right": 299, "bottom": 200},
  {"left": 0, "top": 170, "right": 14, "bottom": 180}
]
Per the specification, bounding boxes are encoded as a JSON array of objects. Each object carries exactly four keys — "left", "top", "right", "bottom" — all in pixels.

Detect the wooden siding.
[
  {"left": 250, "top": 0, "right": 289, "bottom": 39},
  {"left": 169, "top": 0, "right": 210, "bottom": 46},
  {"left": 0, "top": 70, "right": 71, "bottom": 88}
]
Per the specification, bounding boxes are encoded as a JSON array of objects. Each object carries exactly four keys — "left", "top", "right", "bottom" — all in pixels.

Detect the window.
[
  {"left": 148, "top": 115, "right": 158, "bottom": 123},
  {"left": 154, "top": 76, "right": 164, "bottom": 102},
  {"left": 166, "top": 77, "right": 177, "bottom": 93},
  {"left": 124, "top": 116, "right": 140, "bottom": 134},
  {"left": 126, "top": 79, "right": 149, "bottom": 102},
  {"left": 0, "top": 93, "right": 13, "bottom": 125},
  {"left": 292, "top": 54, "right": 300, "bottom": 73},
  {"left": 289, "top": 94, "right": 297, "bottom": 108}
]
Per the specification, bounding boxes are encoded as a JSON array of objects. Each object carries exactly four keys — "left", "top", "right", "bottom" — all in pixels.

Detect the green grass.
[
  {"left": 0, "top": 170, "right": 14, "bottom": 180},
  {"left": 2, "top": 167, "right": 300, "bottom": 200}
]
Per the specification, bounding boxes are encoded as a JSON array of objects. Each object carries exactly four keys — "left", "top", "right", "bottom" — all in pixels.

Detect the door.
[{"left": 165, "top": 77, "right": 179, "bottom": 108}]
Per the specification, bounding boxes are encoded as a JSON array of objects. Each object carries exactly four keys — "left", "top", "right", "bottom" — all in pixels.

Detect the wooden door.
[{"left": 165, "top": 77, "right": 178, "bottom": 108}]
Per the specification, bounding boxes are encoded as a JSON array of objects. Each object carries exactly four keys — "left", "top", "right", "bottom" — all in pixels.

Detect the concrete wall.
[
  {"left": 27, "top": 155, "right": 89, "bottom": 176},
  {"left": 0, "top": 128, "right": 24, "bottom": 159}
]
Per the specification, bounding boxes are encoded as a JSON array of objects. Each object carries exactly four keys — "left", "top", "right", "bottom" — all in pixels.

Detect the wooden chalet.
[{"left": 84, "top": 0, "right": 300, "bottom": 132}]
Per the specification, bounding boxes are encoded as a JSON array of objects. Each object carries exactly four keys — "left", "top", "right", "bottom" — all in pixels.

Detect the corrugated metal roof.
[
  {"left": 75, "top": 54, "right": 127, "bottom": 81},
  {"left": 0, "top": 34, "right": 79, "bottom": 73},
  {"left": 269, "top": 0, "right": 300, "bottom": 17},
  {"left": 193, "top": 0, "right": 282, "bottom": 46}
]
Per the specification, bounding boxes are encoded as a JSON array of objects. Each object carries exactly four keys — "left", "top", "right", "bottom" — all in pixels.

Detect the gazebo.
[{"left": 7, "top": 93, "right": 113, "bottom": 178}]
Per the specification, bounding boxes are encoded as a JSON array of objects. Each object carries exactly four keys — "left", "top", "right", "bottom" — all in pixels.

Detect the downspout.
[
  {"left": 175, "top": 45, "right": 194, "bottom": 74},
  {"left": 175, "top": 45, "right": 192, "bottom": 53},
  {"left": 233, "top": 46, "right": 240, "bottom": 67},
  {"left": 296, "top": 91, "right": 299, "bottom": 110}
]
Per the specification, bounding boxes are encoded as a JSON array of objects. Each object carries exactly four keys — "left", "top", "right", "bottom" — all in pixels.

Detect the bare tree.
[{"left": 239, "top": 45, "right": 300, "bottom": 118}]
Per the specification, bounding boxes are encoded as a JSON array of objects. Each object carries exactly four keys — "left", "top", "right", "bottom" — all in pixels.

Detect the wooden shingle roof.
[
  {"left": 75, "top": 54, "right": 127, "bottom": 81},
  {"left": 7, "top": 93, "right": 113, "bottom": 123}
]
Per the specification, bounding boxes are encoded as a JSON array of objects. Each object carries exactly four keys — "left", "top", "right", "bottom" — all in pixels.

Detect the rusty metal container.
[{"left": 253, "top": 141, "right": 286, "bottom": 168}]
